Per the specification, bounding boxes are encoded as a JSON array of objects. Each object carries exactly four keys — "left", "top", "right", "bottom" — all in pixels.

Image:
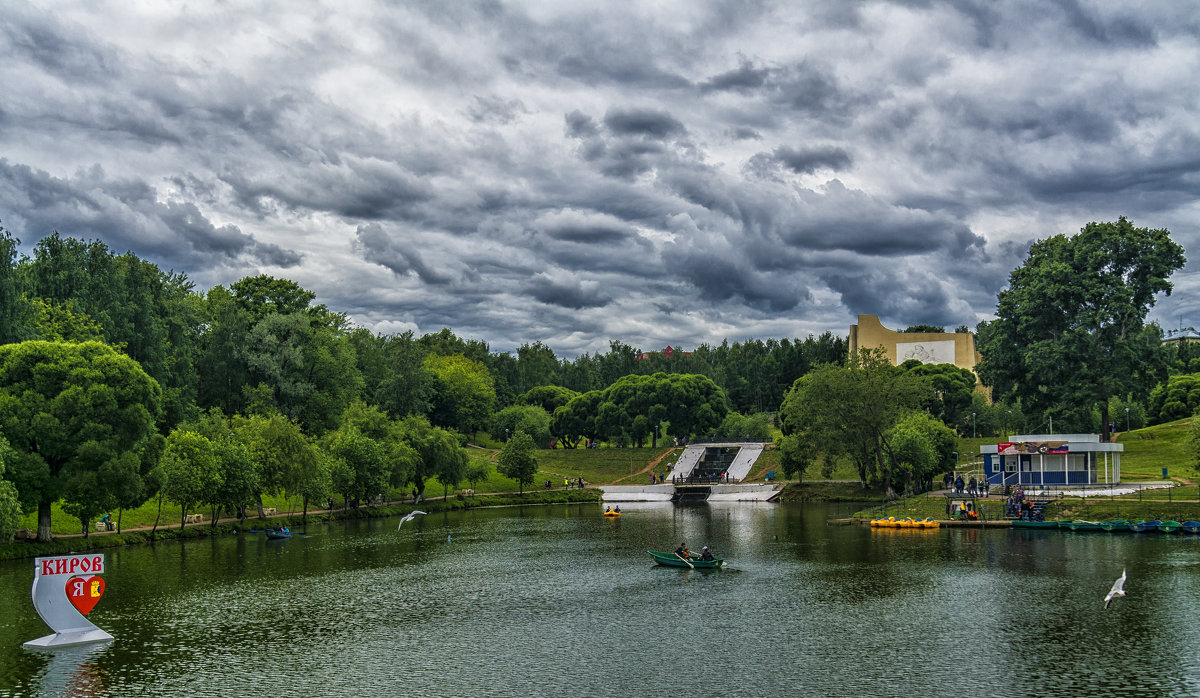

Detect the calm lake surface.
[{"left": 3, "top": 502, "right": 1200, "bottom": 697}]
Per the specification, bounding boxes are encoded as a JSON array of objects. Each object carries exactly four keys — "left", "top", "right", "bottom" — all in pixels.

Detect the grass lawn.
[{"left": 1116, "top": 418, "right": 1195, "bottom": 481}]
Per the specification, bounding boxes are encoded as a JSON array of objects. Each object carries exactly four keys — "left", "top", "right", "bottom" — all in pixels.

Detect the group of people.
[
  {"left": 945, "top": 473, "right": 989, "bottom": 497},
  {"left": 674, "top": 543, "right": 715, "bottom": 561},
  {"left": 1005, "top": 489, "right": 1039, "bottom": 520}
]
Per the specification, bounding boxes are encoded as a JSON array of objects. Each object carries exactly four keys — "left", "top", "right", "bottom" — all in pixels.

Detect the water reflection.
[{"left": 4, "top": 504, "right": 1200, "bottom": 696}]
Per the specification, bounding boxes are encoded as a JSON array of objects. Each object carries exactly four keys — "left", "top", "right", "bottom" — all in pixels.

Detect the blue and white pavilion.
[{"left": 981, "top": 434, "right": 1122, "bottom": 487}]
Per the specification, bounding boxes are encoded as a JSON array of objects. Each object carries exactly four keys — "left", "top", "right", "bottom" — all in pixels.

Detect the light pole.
[
  {"left": 972, "top": 412, "right": 976, "bottom": 439},
  {"left": 1126, "top": 406, "right": 1131, "bottom": 433}
]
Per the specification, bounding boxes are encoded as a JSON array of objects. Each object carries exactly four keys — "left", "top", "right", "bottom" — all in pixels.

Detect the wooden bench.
[
  {"left": 262, "top": 507, "right": 276, "bottom": 516},
  {"left": 185, "top": 513, "right": 203, "bottom": 524},
  {"left": 96, "top": 521, "right": 107, "bottom": 531}
]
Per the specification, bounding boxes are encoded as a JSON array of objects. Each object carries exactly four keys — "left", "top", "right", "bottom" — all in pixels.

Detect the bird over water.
[{"left": 1105, "top": 569, "right": 1127, "bottom": 609}]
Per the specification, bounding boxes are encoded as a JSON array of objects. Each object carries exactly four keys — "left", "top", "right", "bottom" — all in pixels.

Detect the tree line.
[
  {"left": 0, "top": 227, "right": 841, "bottom": 541},
  {"left": 0, "top": 215, "right": 1188, "bottom": 535}
]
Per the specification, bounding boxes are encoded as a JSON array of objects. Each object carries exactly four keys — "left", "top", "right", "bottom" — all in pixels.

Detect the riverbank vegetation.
[{"left": 2, "top": 218, "right": 1199, "bottom": 547}]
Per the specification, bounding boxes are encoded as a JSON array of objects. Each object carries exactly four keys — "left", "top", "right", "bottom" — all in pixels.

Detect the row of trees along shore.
[{"left": 0, "top": 216, "right": 1190, "bottom": 539}]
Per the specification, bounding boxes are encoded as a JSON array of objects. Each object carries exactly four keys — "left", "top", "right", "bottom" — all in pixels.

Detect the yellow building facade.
[{"left": 848, "top": 314, "right": 981, "bottom": 377}]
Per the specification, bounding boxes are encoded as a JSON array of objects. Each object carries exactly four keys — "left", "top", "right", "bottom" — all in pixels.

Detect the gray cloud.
[{"left": 0, "top": 0, "right": 1197, "bottom": 356}]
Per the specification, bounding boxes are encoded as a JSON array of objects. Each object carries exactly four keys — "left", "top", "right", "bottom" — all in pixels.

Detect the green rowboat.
[
  {"left": 648, "top": 550, "right": 724, "bottom": 569},
  {"left": 1067, "top": 520, "right": 1103, "bottom": 531},
  {"left": 1099, "top": 519, "right": 1128, "bottom": 532},
  {"left": 1158, "top": 520, "right": 1182, "bottom": 533}
]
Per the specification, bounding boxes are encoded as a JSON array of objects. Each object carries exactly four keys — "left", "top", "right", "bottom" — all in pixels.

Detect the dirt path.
[{"left": 612, "top": 447, "right": 678, "bottom": 485}]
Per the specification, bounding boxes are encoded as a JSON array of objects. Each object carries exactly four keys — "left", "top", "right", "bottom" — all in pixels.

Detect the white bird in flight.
[
  {"left": 1104, "top": 569, "right": 1127, "bottom": 609},
  {"left": 398, "top": 510, "right": 427, "bottom": 530}
]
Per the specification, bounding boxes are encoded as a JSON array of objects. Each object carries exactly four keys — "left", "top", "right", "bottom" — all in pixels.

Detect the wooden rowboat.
[
  {"left": 266, "top": 530, "right": 291, "bottom": 540},
  {"left": 647, "top": 550, "right": 724, "bottom": 569}
]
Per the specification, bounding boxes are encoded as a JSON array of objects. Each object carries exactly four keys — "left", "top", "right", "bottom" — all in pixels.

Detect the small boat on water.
[
  {"left": 1182, "top": 521, "right": 1200, "bottom": 534},
  {"left": 1100, "top": 519, "right": 1128, "bottom": 532},
  {"left": 1067, "top": 520, "right": 1103, "bottom": 532},
  {"left": 1129, "top": 520, "right": 1162, "bottom": 533},
  {"left": 266, "top": 529, "right": 291, "bottom": 540},
  {"left": 647, "top": 550, "right": 724, "bottom": 569},
  {"left": 1158, "top": 520, "right": 1182, "bottom": 533},
  {"left": 603, "top": 508, "right": 622, "bottom": 517}
]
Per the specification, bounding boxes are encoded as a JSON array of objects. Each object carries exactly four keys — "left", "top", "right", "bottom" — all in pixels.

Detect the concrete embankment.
[{"left": 598, "top": 483, "right": 781, "bottom": 502}]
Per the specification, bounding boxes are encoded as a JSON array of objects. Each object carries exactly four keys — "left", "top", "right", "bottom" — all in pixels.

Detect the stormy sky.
[{"left": 2, "top": 1, "right": 1198, "bottom": 356}]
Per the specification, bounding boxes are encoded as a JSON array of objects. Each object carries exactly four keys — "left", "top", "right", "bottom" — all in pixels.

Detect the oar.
[{"left": 675, "top": 552, "right": 694, "bottom": 569}]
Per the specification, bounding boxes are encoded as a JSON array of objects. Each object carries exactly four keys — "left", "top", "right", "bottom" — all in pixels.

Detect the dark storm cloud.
[
  {"left": 701, "top": 58, "right": 770, "bottom": 93},
  {"left": 525, "top": 274, "right": 612, "bottom": 310},
  {"left": 769, "top": 146, "right": 853, "bottom": 174},
  {"left": 221, "top": 162, "right": 434, "bottom": 222},
  {"left": 1, "top": 1, "right": 1197, "bottom": 355},
  {"left": 354, "top": 224, "right": 454, "bottom": 285},
  {"left": 602, "top": 108, "right": 686, "bottom": 139},
  {"left": 0, "top": 159, "right": 297, "bottom": 272}
]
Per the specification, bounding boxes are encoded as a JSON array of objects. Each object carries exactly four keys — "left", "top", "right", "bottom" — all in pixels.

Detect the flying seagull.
[
  {"left": 1104, "top": 569, "right": 1127, "bottom": 609},
  {"left": 398, "top": 510, "right": 427, "bottom": 530}
]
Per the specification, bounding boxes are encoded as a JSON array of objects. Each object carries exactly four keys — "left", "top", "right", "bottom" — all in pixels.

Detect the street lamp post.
[
  {"left": 1126, "top": 406, "right": 1131, "bottom": 433},
  {"left": 972, "top": 412, "right": 977, "bottom": 439}
]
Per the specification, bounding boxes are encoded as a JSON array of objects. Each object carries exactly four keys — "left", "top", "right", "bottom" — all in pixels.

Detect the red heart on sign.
[{"left": 65, "top": 575, "right": 105, "bottom": 615}]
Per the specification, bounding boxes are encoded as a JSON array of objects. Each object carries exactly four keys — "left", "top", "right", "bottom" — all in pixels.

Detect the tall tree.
[
  {"left": 425, "top": 354, "right": 496, "bottom": 437},
  {"left": 0, "top": 437, "right": 20, "bottom": 543},
  {"left": 976, "top": 217, "right": 1185, "bottom": 437},
  {"left": 497, "top": 430, "right": 538, "bottom": 495},
  {"left": 160, "top": 430, "right": 220, "bottom": 529},
  {"left": 0, "top": 340, "right": 161, "bottom": 541},
  {"left": 777, "top": 348, "right": 929, "bottom": 495}
]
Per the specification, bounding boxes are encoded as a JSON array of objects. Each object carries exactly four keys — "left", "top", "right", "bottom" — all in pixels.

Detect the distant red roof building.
[{"left": 636, "top": 345, "right": 691, "bottom": 360}]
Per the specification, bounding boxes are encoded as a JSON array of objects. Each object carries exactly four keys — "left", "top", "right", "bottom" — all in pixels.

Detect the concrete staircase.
[
  {"left": 724, "top": 444, "right": 764, "bottom": 482},
  {"left": 665, "top": 445, "right": 705, "bottom": 480}
]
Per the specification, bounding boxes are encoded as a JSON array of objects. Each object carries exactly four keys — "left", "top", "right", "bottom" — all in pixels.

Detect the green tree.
[
  {"left": 397, "top": 416, "right": 467, "bottom": 503},
  {"left": 1147, "top": 373, "right": 1200, "bottom": 424},
  {"left": 242, "top": 311, "right": 362, "bottom": 434},
  {"left": 0, "top": 437, "right": 23, "bottom": 542},
  {"left": 325, "top": 428, "right": 389, "bottom": 506},
  {"left": 23, "top": 235, "right": 202, "bottom": 428},
  {"left": 778, "top": 348, "right": 929, "bottom": 496},
  {"left": 976, "top": 217, "right": 1185, "bottom": 438},
  {"left": 160, "top": 430, "right": 221, "bottom": 528},
  {"left": 515, "top": 341, "right": 560, "bottom": 395},
  {"left": 233, "top": 412, "right": 318, "bottom": 517},
  {"left": 425, "top": 353, "right": 496, "bottom": 437},
  {"left": 518, "top": 385, "right": 578, "bottom": 415},
  {"left": 0, "top": 340, "right": 161, "bottom": 541},
  {"left": 348, "top": 328, "right": 433, "bottom": 417},
  {"left": 497, "top": 430, "right": 538, "bottom": 494},
  {"left": 899, "top": 361, "right": 977, "bottom": 433},
  {"left": 0, "top": 225, "right": 29, "bottom": 345},
  {"left": 886, "top": 411, "right": 957, "bottom": 493},
  {"left": 492, "top": 404, "right": 552, "bottom": 447},
  {"left": 465, "top": 457, "right": 492, "bottom": 491}
]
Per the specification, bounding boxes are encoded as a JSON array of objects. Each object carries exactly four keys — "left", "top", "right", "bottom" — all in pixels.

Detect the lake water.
[{"left": 3, "top": 502, "right": 1200, "bottom": 697}]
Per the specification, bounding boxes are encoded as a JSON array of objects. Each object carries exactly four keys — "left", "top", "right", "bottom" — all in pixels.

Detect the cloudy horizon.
[{"left": 2, "top": 1, "right": 1197, "bottom": 357}]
